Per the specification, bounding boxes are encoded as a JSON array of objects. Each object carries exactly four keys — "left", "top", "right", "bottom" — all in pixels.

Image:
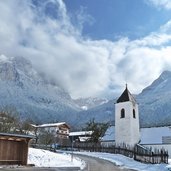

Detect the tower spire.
[{"left": 116, "top": 85, "right": 136, "bottom": 104}]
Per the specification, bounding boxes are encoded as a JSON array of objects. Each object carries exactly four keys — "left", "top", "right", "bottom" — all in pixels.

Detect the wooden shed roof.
[{"left": 0, "top": 133, "right": 34, "bottom": 141}]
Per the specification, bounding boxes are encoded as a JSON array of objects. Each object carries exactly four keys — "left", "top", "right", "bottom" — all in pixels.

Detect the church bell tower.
[{"left": 115, "top": 85, "right": 140, "bottom": 146}]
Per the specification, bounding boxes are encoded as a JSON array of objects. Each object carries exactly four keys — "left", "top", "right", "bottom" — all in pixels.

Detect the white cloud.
[
  {"left": 145, "top": 0, "right": 171, "bottom": 10},
  {"left": 160, "top": 20, "right": 171, "bottom": 33},
  {"left": 0, "top": 0, "right": 171, "bottom": 98}
]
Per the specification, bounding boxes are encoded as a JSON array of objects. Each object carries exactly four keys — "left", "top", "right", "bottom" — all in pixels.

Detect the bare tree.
[
  {"left": 0, "top": 111, "right": 19, "bottom": 133},
  {"left": 38, "top": 129, "right": 55, "bottom": 146},
  {"left": 83, "top": 118, "right": 109, "bottom": 143},
  {"left": 0, "top": 108, "right": 34, "bottom": 134}
]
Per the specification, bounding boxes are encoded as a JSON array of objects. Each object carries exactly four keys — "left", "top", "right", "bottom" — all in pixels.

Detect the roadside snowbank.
[
  {"left": 19, "top": 148, "right": 171, "bottom": 171},
  {"left": 28, "top": 148, "right": 85, "bottom": 169},
  {"left": 75, "top": 151, "right": 170, "bottom": 171}
]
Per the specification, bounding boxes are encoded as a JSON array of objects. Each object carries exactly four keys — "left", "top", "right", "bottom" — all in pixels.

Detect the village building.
[
  {"left": 69, "top": 131, "right": 93, "bottom": 142},
  {"left": 0, "top": 133, "right": 33, "bottom": 165},
  {"left": 115, "top": 85, "right": 140, "bottom": 146},
  {"left": 31, "top": 122, "right": 70, "bottom": 146},
  {"left": 102, "top": 85, "right": 171, "bottom": 156},
  {"left": 140, "top": 126, "right": 171, "bottom": 156},
  {"left": 101, "top": 125, "right": 115, "bottom": 147}
]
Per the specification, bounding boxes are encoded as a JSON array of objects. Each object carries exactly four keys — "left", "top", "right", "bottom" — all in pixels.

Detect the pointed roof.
[{"left": 116, "top": 85, "right": 136, "bottom": 104}]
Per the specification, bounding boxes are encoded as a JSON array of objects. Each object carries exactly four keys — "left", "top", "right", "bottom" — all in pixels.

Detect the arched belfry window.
[
  {"left": 121, "top": 108, "right": 125, "bottom": 118},
  {"left": 133, "top": 109, "right": 136, "bottom": 118}
]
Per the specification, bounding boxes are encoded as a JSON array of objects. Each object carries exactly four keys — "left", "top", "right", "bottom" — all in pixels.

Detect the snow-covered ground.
[
  {"left": 28, "top": 148, "right": 85, "bottom": 169},
  {"left": 27, "top": 148, "right": 171, "bottom": 171},
  {"left": 74, "top": 151, "right": 171, "bottom": 171}
]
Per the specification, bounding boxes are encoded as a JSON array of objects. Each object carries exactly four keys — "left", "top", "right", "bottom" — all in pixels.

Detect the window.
[
  {"left": 133, "top": 109, "right": 136, "bottom": 118},
  {"left": 121, "top": 108, "right": 125, "bottom": 118}
]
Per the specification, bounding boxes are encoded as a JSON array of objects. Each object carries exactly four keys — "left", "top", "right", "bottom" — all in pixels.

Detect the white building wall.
[
  {"left": 115, "top": 101, "right": 140, "bottom": 146},
  {"left": 130, "top": 103, "right": 140, "bottom": 144}
]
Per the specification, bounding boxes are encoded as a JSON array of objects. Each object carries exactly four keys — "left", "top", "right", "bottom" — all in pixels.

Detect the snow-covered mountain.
[
  {"left": 140, "top": 70, "right": 171, "bottom": 95},
  {"left": 74, "top": 97, "right": 108, "bottom": 110},
  {"left": 75, "top": 99, "right": 115, "bottom": 127},
  {"left": 76, "top": 70, "right": 171, "bottom": 127},
  {"left": 0, "top": 55, "right": 81, "bottom": 124},
  {"left": 0, "top": 54, "right": 171, "bottom": 128},
  {"left": 138, "top": 70, "right": 171, "bottom": 127}
]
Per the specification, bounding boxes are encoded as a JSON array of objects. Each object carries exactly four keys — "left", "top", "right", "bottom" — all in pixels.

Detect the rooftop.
[
  {"left": 0, "top": 132, "right": 34, "bottom": 139},
  {"left": 102, "top": 126, "right": 171, "bottom": 144},
  {"left": 116, "top": 85, "right": 136, "bottom": 104},
  {"left": 69, "top": 131, "right": 93, "bottom": 136},
  {"left": 31, "top": 122, "right": 70, "bottom": 128}
]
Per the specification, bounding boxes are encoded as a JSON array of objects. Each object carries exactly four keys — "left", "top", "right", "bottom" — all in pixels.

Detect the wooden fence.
[{"left": 61, "top": 142, "right": 168, "bottom": 164}]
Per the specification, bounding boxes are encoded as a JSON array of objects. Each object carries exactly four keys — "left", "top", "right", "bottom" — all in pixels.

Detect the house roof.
[
  {"left": 69, "top": 131, "right": 93, "bottom": 136},
  {"left": 116, "top": 86, "right": 136, "bottom": 104},
  {"left": 140, "top": 127, "right": 171, "bottom": 144},
  {"left": 102, "top": 126, "right": 171, "bottom": 144},
  {"left": 79, "top": 137, "right": 91, "bottom": 142},
  {"left": 101, "top": 126, "right": 115, "bottom": 142},
  {"left": 31, "top": 122, "right": 70, "bottom": 129}
]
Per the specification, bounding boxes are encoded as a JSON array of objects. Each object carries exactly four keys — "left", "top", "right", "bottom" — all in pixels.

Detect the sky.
[{"left": 1, "top": 0, "right": 171, "bottom": 98}]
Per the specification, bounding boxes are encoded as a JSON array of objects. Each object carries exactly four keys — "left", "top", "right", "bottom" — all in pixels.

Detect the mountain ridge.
[
  {"left": 0, "top": 54, "right": 171, "bottom": 128},
  {"left": 76, "top": 70, "right": 171, "bottom": 128},
  {"left": 0, "top": 55, "right": 81, "bottom": 125}
]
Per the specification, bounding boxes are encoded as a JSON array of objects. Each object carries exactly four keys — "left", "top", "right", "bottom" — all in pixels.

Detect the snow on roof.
[
  {"left": 79, "top": 137, "right": 91, "bottom": 142},
  {"left": 102, "top": 126, "right": 115, "bottom": 141},
  {"left": 140, "top": 126, "right": 171, "bottom": 144},
  {"left": 31, "top": 122, "right": 69, "bottom": 128},
  {"left": 69, "top": 131, "right": 93, "bottom": 136}
]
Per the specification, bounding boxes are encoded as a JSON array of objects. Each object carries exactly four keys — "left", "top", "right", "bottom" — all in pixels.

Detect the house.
[
  {"left": 69, "top": 131, "right": 93, "bottom": 142},
  {"left": 102, "top": 125, "right": 171, "bottom": 155},
  {"left": 0, "top": 132, "right": 33, "bottom": 165},
  {"left": 140, "top": 126, "right": 171, "bottom": 156},
  {"left": 31, "top": 122, "right": 70, "bottom": 146}
]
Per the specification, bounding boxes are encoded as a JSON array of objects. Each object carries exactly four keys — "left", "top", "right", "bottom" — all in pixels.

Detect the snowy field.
[{"left": 25, "top": 148, "right": 171, "bottom": 171}]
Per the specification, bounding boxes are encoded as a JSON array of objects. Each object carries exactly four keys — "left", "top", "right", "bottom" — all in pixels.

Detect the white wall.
[{"left": 115, "top": 101, "right": 140, "bottom": 146}]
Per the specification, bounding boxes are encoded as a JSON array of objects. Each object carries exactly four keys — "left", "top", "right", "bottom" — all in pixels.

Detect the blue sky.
[
  {"left": 64, "top": 0, "right": 171, "bottom": 40},
  {"left": 1, "top": 0, "right": 171, "bottom": 98}
]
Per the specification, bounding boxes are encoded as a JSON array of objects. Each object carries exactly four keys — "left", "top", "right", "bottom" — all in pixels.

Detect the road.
[
  {"left": 0, "top": 167, "right": 80, "bottom": 171},
  {"left": 76, "top": 154, "right": 136, "bottom": 171},
  {"left": 0, "top": 154, "right": 136, "bottom": 171}
]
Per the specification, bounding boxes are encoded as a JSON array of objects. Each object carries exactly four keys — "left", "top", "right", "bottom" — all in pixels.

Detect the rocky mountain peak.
[
  {"left": 140, "top": 70, "right": 171, "bottom": 96},
  {"left": 0, "top": 54, "right": 80, "bottom": 124},
  {"left": 159, "top": 70, "right": 171, "bottom": 80},
  {"left": 0, "top": 55, "right": 43, "bottom": 86}
]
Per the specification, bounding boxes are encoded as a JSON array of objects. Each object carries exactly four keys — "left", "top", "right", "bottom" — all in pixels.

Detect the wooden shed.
[{"left": 0, "top": 133, "right": 33, "bottom": 165}]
